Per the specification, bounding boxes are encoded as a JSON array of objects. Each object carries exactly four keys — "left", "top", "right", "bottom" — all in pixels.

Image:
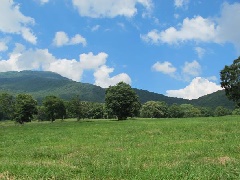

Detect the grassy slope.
[{"left": 0, "top": 117, "right": 240, "bottom": 179}]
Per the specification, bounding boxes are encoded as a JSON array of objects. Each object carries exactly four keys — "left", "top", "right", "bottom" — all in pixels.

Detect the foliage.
[
  {"left": 232, "top": 108, "right": 240, "bottom": 115},
  {"left": 198, "top": 107, "right": 214, "bottom": 117},
  {"left": 43, "top": 95, "right": 66, "bottom": 122},
  {"left": 36, "top": 106, "right": 48, "bottom": 121},
  {"left": 214, "top": 106, "right": 231, "bottom": 117},
  {"left": 140, "top": 101, "right": 168, "bottom": 118},
  {"left": 220, "top": 57, "right": 240, "bottom": 107},
  {"left": 0, "top": 93, "right": 15, "bottom": 120},
  {"left": 67, "top": 95, "right": 84, "bottom": 120},
  {"left": 180, "top": 104, "right": 201, "bottom": 118},
  {"left": 105, "top": 82, "right": 141, "bottom": 120},
  {"left": 168, "top": 103, "right": 184, "bottom": 118},
  {"left": 13, "top": 94, "right": 37, "bottom": 124}
]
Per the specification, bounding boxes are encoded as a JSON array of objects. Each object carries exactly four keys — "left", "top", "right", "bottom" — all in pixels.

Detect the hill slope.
[
  {"left": 0, "top": 71, "right": 235, "bottom": 109},
  {"left": 0, "top": 71, "right": 105, "bottom": 102}
]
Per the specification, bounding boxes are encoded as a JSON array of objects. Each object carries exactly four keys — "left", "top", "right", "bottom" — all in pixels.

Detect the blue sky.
[{"left": 0, "top": 0, "right": 239, "bottom": 99}]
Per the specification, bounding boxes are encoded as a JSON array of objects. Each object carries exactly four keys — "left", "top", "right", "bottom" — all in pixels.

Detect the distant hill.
[
  {"left": 0, "top": 71, "right": 105, "bottom": 102},
  {"left": 0, "top": 71, "right": 235, "bottom": 109}
]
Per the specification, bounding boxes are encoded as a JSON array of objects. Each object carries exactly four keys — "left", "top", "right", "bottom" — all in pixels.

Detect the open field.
[{"left": 0, "top": 116, "right": 240, "bottom": 179}]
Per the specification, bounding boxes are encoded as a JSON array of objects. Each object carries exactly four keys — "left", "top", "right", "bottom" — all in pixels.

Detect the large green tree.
[
  {"left": 220, "top": 57, "right": 240, "bottom": 107},
  {"left": 43, "top": 96, "right": 66, "bottom": 122},
  {"left": 0, "top": 93, "right": 15, "bottom": 120},
  {"left": 14, "top": 94, "right": 37, "bottom": 124},
  {"left": 105, "top": 82, "right": 141, "bottom": 120}
]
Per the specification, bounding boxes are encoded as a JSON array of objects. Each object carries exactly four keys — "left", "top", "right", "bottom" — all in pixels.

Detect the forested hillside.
[{"left": 0, "top": 71, "right": 235, "bottom": 109}]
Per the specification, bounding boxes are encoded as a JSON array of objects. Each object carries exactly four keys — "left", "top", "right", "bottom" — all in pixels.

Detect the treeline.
[{"left": 0, "top": 92, "right": 239, "bottom": 123}]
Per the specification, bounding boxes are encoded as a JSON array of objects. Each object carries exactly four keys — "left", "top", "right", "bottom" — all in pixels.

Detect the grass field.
[{"left": 0, "top": 116, "right": 240, "bottom": 179}]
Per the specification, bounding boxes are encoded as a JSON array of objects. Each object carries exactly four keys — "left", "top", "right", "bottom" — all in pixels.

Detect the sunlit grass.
[{"left": 0, "top": 116, "right": 240, "bottom": 179}]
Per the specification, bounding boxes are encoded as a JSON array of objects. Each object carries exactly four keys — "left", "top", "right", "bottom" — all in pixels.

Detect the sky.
[{"left": 0, "top": 0, "right": 240, "bottom": 100}]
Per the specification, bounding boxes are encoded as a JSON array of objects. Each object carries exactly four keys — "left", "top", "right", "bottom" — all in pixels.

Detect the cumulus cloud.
[
  {"left": 53, "top": 31, "right": 87, "bottom": 47},
  {"left": 152, "top": 60, "right": 201, "bottom": 81},
  {"left": 166, "top": 77, "right": 223, "bottom": 100},
  {"left": 141, "top": 16, "right": 216, "bottom": 45},
  {"left": 79, "top": 52, "right": 107, "bottom": 69},
  {"left": 0, "top": 45, "right": 131, "bottom": 87},
  {"left": 0, "top": 0, "right": 37, "bottom": 44},
  {"left": 141, "top": 2, "right": 240, "bottom": 50},
  {"left": 94, "top": 65, "right": 131, "bottom": 88},
  {"left": 216, "top": 2, "right": 240, "bottom": 51},
  {"left": 72, "top": 0, "right": 153, "bottom": 18},
  {"left": 140, "top": 29, "right": 161, "bottom": 44},
  {"left": 152, "top": 61, "right": 176, "bottom": 75}
]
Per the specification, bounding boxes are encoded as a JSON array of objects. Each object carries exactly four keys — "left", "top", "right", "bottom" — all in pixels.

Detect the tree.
[
  {"left": 214, "top": 106, "right": 231, "bottom": 117},
  {"left": 0, "top": 93, "right": 15, "bottom": 120},
  {"left": 220, "top": 57, "right": 240, "bottom": 107},
  {"left": 14, "top": 94, "right": 37, "bottom": 124},
  {"left": 43, "top": 96, "right": 66, "bottom": 122},
  {"left": 105, "top": 82, "right": 141, "bottom": 120},
  {"left": 140, "top": 101, "right": 168, "bottom": 118},
  {"left": 180, "top": 104, "right": 201, "bottom": 118},
  {"left": 168, "top": 103, "right": 184, "bottom": 118},
  {"left": 67, "top": 95, "right": 83, "bottom": 120},
  {"left": 232, "top": 108, "right": 240, "bottom": 115}
]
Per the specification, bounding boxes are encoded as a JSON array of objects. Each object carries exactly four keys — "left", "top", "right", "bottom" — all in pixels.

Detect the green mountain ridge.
[{"left": 0, "top": 70, "right": 235, "bottom": 109}]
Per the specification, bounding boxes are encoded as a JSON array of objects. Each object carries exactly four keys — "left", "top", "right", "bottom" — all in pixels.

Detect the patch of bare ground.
[
  {"left": 203, "top": 156, "right": 234, "bottom": 165},
  {"left": 0, "top": 171, "right": 15, "bottom": 180}
]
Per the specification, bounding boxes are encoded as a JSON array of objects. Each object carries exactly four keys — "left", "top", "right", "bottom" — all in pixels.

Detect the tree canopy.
[
  {"left": 14, "top": 94, "right": 37, "bottom": 124},
  {"left": 220, "top": 57, "right": 240, "bottom": 107},
  {"left": 105, "top": 82, "right": 141, "bottom": 120},
  {"left": 43, "top": 95, "right": 66, "bottom": 122}
]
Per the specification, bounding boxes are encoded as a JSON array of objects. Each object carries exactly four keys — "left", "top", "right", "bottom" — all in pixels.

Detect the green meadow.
[{"left": 0, "top": 116, "right": 240, "bottom": 179}]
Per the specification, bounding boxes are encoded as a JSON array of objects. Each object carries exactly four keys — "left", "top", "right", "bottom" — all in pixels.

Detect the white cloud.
[
  {"left": 53, "top": 31, "right": 87, "bottom": 47},
  {"left": 174, "top": 0, "right": 189, "bottom": 8},
  {"left": 216, "top": 2, "right": 240, "bottom": 51},
  {"left": 182, "top": 60, "right": 201, "bottom": 77},
  {"left": 152, "top": 61, "right": 176, "bottom": 74},
  {"left": 140, "top": 29, "right": 161, "bottom": 44},
  {"left": 152, "top": 60, "right": 201, "bottom": 81},
  {"left": 79, "top": 52, "right": 107, "bottom": 69},
  {"left": 0, "top": 45, "right": 131, "bottom": 86},
  {"left": 94, "top": 65, "right": 131, "bottom": 88},
  {"left": 166, "top": 77, "right": 223, "bottom": 100},
  {"left": 48, "top": 59, "right": 83, "bottom": 82},
  {"left": 142, "top": 2, "right": 240, "bottom": 51},
  {"left": 194, "top": 47, "right": 206, "bottom": 58},
  {"left": 0, "top": 0, "right": 37, "bottom": 44},
  {"left": 71, "top": 34, "right": 87, "bottom": 46},
  {"left": 142, "top": 16, "right": 217, "bottom": 45},
  {"left": 72, "top": 0, "right": 153, "bottom": 18}
]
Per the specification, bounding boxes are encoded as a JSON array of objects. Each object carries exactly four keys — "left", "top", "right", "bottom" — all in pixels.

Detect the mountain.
[
  {"left": 191, "top": 90, "right": 235, "bottom": 109},
  {"left": 0, "top": 71, "right": 235, "bottom": 109},
  {"left": 0, "top": 71, "right": 105, "bottom": 102}
]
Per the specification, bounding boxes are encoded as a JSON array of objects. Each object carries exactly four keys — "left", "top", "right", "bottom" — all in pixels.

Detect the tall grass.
[{"left": 0, "top": 116, "right": 240, "bottom": 179}]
